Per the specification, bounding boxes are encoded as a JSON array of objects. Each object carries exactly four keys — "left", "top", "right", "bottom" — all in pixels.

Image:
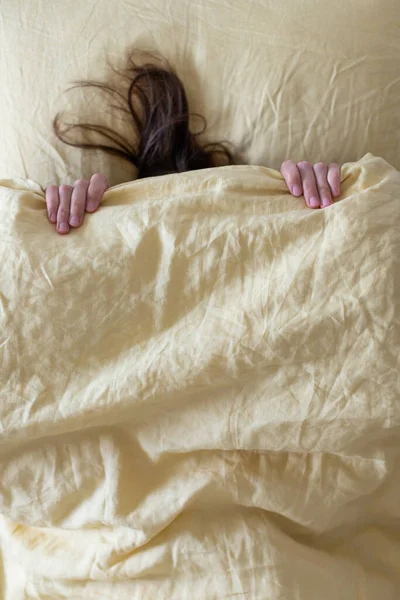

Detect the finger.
[
  {"left": 45, "top": 185, "right": 60, "bottom": 223},
  {"left": 313, "top": 162, "right": 332, "bottom": 208},
  {"left": 69, "top": 179, "right": 89, "bottom": 227},
  {"left": 86, "top": 173, "right": 109, "bottom": 213},
  {"left": 57, "top": 185, "right": 73, "bottom": 234},
  {"left": 296, "top": 162, "right": 320, "bottom": 208},
  {"left": 327, "top": 163, "right": 341, "bottom": 197},
  {"left": 280, "top": 160, "right": 303, "bottom": 196}
]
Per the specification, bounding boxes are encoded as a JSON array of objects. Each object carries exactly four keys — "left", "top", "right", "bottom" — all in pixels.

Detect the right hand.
[{"left": 45, "top": 173, "right": 109, "bottom": 234}]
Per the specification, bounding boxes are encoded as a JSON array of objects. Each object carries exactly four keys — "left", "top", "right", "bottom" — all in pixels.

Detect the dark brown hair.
[{"left": 53, "top": 51, "right": 234, "bottom": 178}]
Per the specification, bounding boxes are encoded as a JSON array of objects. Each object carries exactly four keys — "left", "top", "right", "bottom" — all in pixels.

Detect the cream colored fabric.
[
  {"left": 0, "top": 0, "right": 400, "bottom": 188},
  {"left": 0, "top": 153, "right": 399, "bottom": 598}
]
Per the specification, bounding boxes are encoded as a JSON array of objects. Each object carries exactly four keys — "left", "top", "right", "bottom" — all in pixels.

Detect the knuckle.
[
  {"left": 297, "top": 161, "right": 311, "bottom": 169},
  {"left": 70, "top": 205, "right": 84, "bottom": 216},
  {"left": 303, "top": 183, "right": 315, "bottom": 195},
  {"left": 59, "top": 184, "right": 73, "bottom": 193},
  {"left": 319, "top": 186, "right": 331, "bottom": 196},
  {"left": 74, "top": 178, "right": 89, "bottom": 187},
  {"left": 329, "top": 163, "right": 340, "bottom": 169},
  {"left": 91, "top": 172, "right": 108, "bottom": 186},
  {"left": 281, "top": 159, "right": 293, "bottom": 168},
  {"left": 313, "top": 161, "right": 326, "bottom": 170}
]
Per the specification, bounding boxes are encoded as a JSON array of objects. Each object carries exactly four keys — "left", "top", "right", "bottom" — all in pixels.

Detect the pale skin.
[{"left": 45, "top": 161, "right": 341, "bottom": 235}]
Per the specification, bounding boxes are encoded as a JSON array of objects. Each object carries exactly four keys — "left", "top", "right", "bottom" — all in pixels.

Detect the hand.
[
  {"left": 280, "top": 161, "right": 341, "bottom": 209},
  {"left": 45, "top": 173, "right": 109, "bottom": 234}
]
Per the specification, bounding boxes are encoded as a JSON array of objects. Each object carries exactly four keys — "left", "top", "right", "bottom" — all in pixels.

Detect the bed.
[{"left": 0, "top": 1, "right": 399, "bottom": 598}]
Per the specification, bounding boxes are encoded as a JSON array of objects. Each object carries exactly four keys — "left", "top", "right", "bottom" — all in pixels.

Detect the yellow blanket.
[{"left": 0, "top": 154, "right": 399, "bottom": 599}]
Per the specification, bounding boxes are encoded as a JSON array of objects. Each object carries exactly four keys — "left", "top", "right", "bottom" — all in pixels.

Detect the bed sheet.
[{"left": 0, "top": 153, "right": 399, "bottom": 598}]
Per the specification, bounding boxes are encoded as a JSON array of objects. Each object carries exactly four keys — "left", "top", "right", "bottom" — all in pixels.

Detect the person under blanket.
[{"left": 45, "top": 51, "right": 342, "bottom": 235}]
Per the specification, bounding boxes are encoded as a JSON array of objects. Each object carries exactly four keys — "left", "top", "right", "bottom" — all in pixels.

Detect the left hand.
[{"left": 281, "top": 160, "right": 341, "bottom": 209}]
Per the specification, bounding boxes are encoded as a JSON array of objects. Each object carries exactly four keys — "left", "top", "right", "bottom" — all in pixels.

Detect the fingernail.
[
  {"left": 69, "top": 215, "right": 80, "bottom": 226},
  {"left": 50, "top": 213, "right": 57, "bottom": 223},
  {"left": 293, "top": 185, "right": 302, "bottom": 196},
  {"left": 87, "top": 202, "right": 96, "bottom": 212},
  {"left": 310, "top": 197, "right": 319, "bottom": 208},
  {"left": 333, "top": 188, "right": 340, "bottom": 196},
  {"left": 321, "top": 198, "right": 331, "bottom": 207},
  {"left": 59, "top": 223, "right": 69, "bottom": 233}
]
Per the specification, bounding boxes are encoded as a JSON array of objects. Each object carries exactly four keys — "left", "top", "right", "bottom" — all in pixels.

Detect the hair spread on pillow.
[{"left": 53, "top": 50, "right": 234, "bottom": 178}]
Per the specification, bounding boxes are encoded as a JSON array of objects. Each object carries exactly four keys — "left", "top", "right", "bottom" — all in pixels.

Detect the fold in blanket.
[{"left": 0, "top": 153, "right": 399, "bottom": 599}]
